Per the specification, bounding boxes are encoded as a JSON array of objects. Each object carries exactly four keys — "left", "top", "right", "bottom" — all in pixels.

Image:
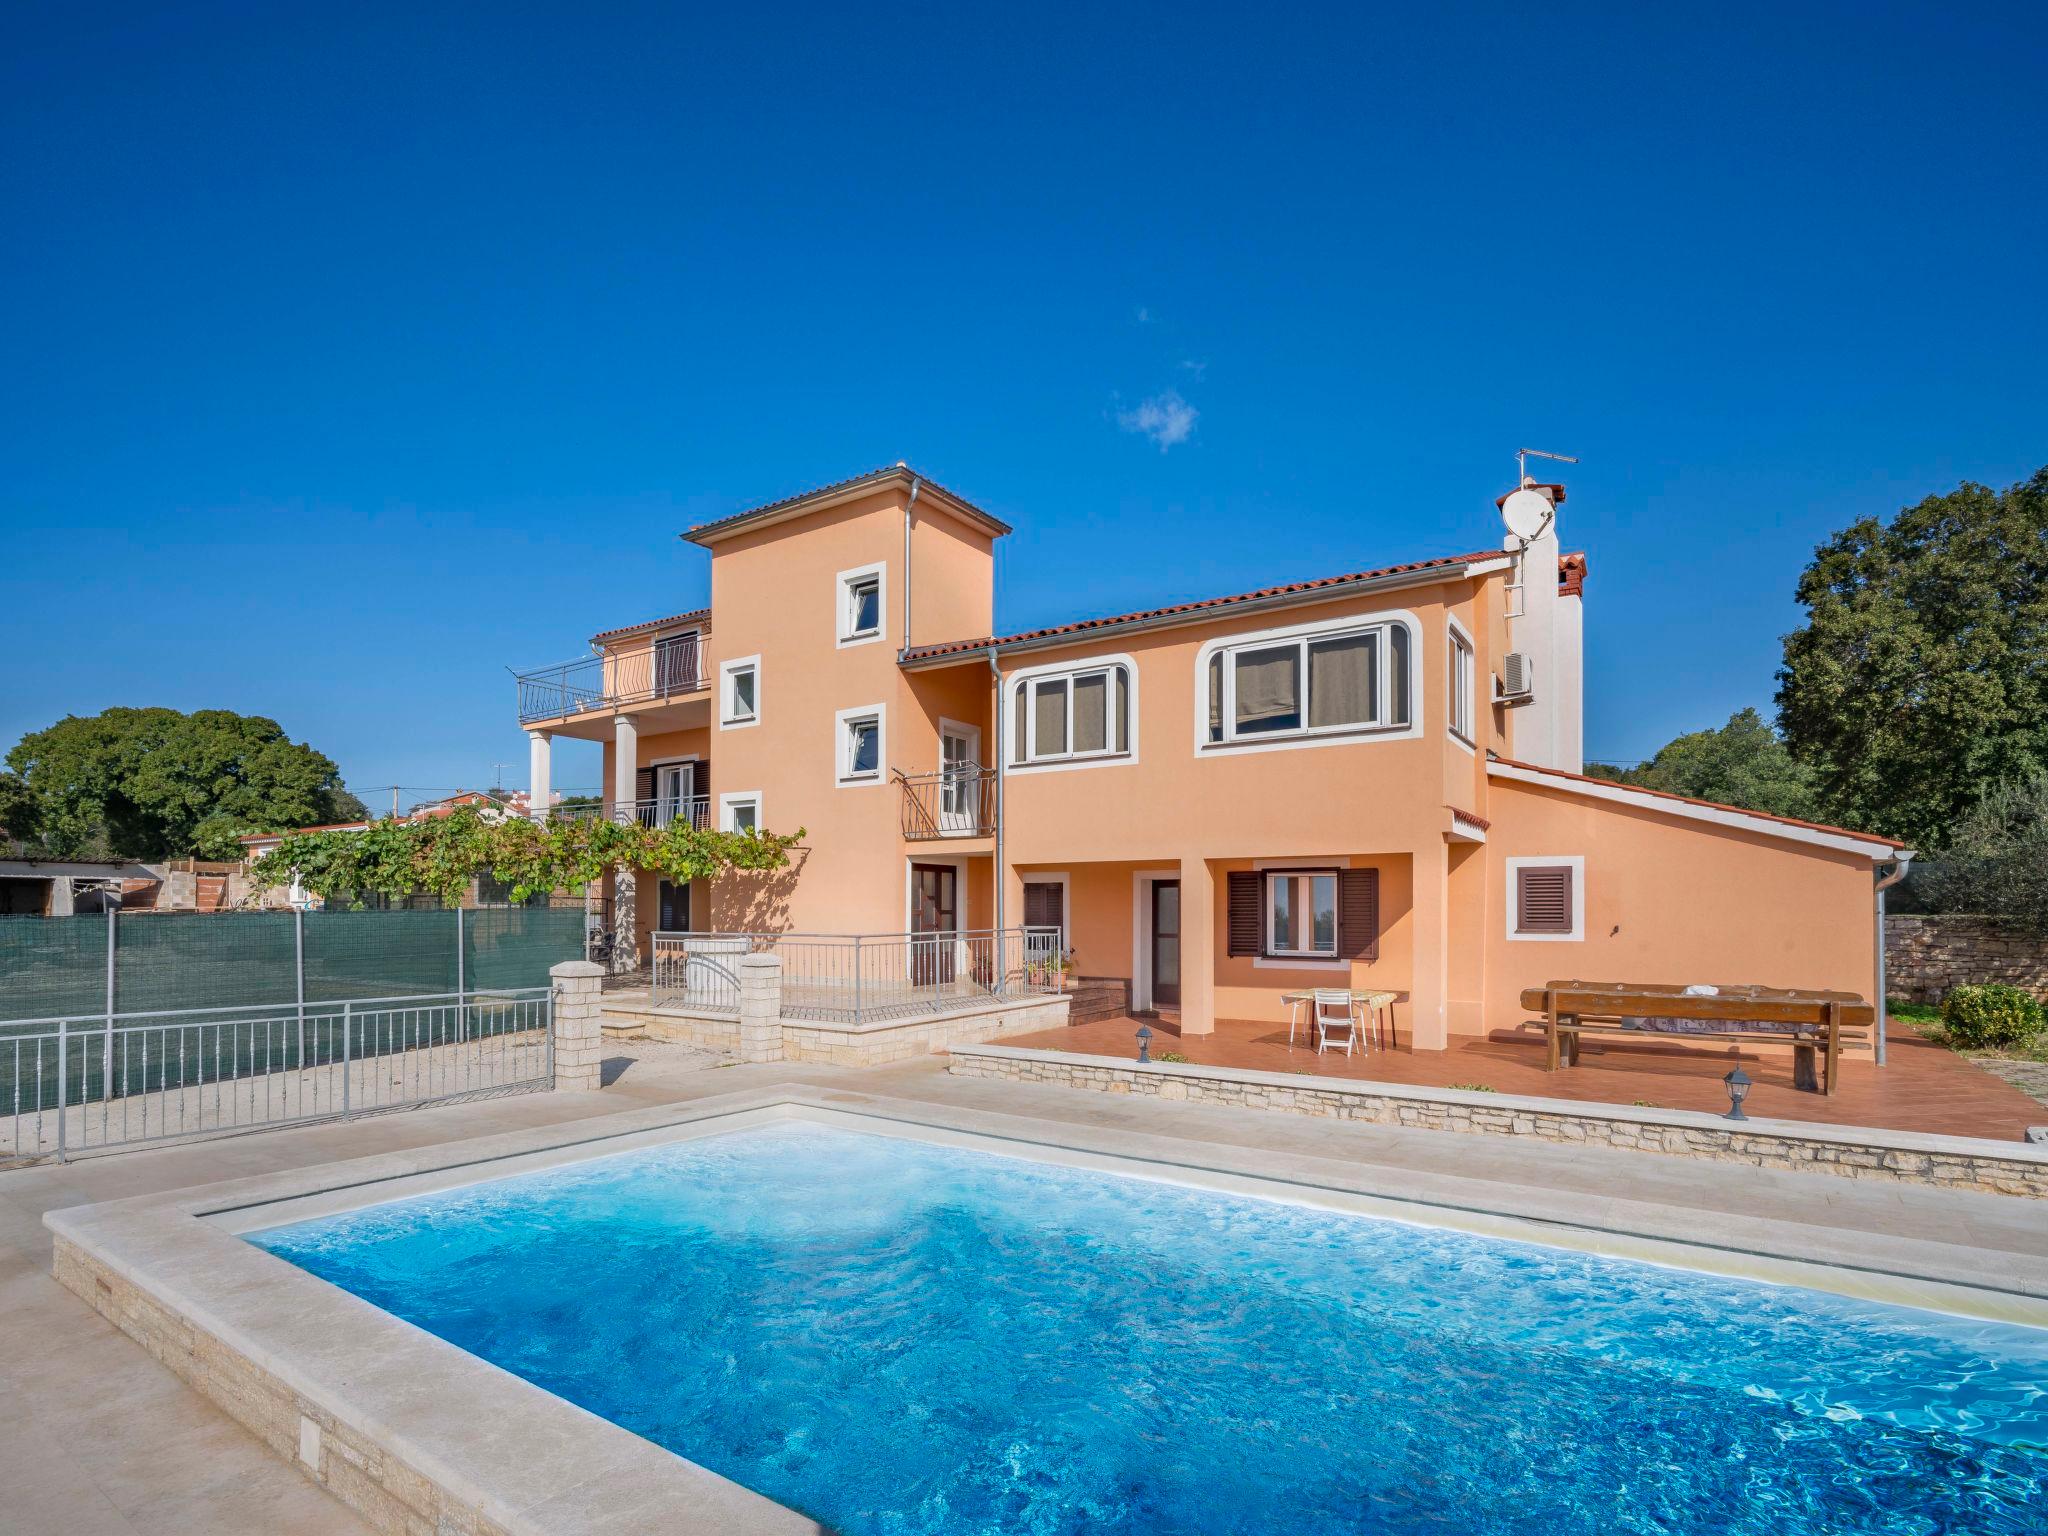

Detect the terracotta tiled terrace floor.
[{"left": 999, "top": 1015, "right": 2046, "bottom": 1142}]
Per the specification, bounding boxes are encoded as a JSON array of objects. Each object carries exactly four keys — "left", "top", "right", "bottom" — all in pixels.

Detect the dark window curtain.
[
  {"left": 1013, "top": 683, "right": 1028, "bottom": 764},
  {"left": 1033, "top": 678, "right": 1068, "bottom": 755},
  {"left": 1112, "top": 667, "right": 1129, "bottom": 752},
  {"left": 1234, "top": 645, "right": 1301, "bottom": 733},
  {"left": 1073, "top": 672, "right": 1107, "bottom": 753},
  {"left": 1390, "top": 624, "right": 1411, "bottom": 725},
  {"left": 1307, "top": 633, "right": 1376, "bottom": 728}
]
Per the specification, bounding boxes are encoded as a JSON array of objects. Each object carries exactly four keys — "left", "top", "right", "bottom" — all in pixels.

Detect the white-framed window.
[
  {"left": 1195, "top": 612, "right": 1419, "bottom": 754},
  {"left": 1505, "top": 856, "right": 1585, "bottom": 941},
  {"left": 719, "top": 655, "right": 760, "bottom": 729},
  {"left": 836, "top": 561, "right": 886, "bottom": 648},
  {"left": 1266, "top": 870, "right": 1339, "bottom": 957},
  {"left": 834, "top": 703, "right": 886, "bottom": 786},
  {"left": 718, "top": 791, "right": 761, "bottom": 834},
  {"left": 1447, "top": 619, "right": 1476, "bottom": 746},
  {"left": 1009, "top": 658, "right": 1135, "bottom": 768}
]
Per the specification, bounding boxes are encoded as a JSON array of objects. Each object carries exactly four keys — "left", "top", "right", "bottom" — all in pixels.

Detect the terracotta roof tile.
[
  {"left": 589, "top": 608, "right": 709, "bottom": 644},
  {"left": 684, "top": 464, "right": 1009, "bottom": 543},
  {"left": 902, "top": 548, "right": 1505, "bottom": 661}
]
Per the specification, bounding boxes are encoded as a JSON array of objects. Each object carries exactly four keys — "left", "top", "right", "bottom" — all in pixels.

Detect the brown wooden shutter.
[
  {"left": 694, "top": 761, "right": 708, "bottom": 824},
  {"left": 1339, "top": 868, "right": 1379, "bottom": 961},
  {"left": 1023, "top": 881, "right": 1064, "bottom": 932},
  {"left": 634, "top": 767, "right": 655, "bottom": 806},
  {"left": 1516, "top": 865, "right": 1573, "bottom": 934},
  {"left": 1226, "top": 871, "right": 1261, "bottom": 957}
]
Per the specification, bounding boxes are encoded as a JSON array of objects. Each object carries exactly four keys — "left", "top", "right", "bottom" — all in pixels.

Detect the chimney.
[{"left": 1498, "top": 478, "right": 1583, "bottom": 773}]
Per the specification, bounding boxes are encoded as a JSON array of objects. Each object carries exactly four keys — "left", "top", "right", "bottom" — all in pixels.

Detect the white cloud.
[
  {"left": 1117, "top": 390, "right": 1198, "bottom": 452},
  {"left": 1180, "top": 358, "right": 1207, "bottom": 380},
  {"left": 1136, "top": 306, "right": 1154, "bottom": 324}
]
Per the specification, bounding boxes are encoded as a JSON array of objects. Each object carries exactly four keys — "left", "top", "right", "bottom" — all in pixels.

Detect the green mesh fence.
[
  {"left": 466, "top": 907, "right": 589, "bottom": 992},
  {"left": 0, "top": 915, "right": 108, "bottom": 1020},
  {"left": 116, "top": 912, "right": 299, "bottom": 1014},
  {"left": 304, "top": 909, "right": 460, "bottom": 1002}
]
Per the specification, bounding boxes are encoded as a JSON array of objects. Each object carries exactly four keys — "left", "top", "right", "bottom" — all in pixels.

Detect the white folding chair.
[{"left": 1312, "top": 988, "right": 1359, "bottom": 1056}]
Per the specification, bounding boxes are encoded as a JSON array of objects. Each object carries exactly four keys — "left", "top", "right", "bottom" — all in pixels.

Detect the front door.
[
  {"left": 1151, "top": 879, "right": 1181, "bottom": 1008},
  {"left": 657, "top": 879, "right": 689, "bottom": 933},
  {"left": 910, "top": 863, "right": 958, "bottom": 984}
]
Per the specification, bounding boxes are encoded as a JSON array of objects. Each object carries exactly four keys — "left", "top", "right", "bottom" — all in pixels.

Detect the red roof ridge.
[
  {"left": 684, "top": 464, "right": 1010, "bottom": 543},
  {"left": 903, "top": 547, "right": 1508, "bottom": 661},
  {"left": 1489, "top": 756, "right": 1910, "bottom": 849}
]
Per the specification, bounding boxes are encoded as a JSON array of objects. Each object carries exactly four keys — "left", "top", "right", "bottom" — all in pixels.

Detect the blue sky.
[{"left": 5, "top": 3, "right": 2043, "bottom": 803}]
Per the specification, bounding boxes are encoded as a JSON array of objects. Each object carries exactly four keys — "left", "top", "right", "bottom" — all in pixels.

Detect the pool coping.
[{"left": 45, "top": 1084, "right": 2048, "bottom": 1535}]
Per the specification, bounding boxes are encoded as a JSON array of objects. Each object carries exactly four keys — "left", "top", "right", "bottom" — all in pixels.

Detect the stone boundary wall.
[
  {"left": 1886, "top": 913, "right": 2048, "bottom": 1004},
  {"left": 949, "top": 1045, "right": 2048, "bottom": 1200},
  {"left": 54, "top": 1237, "right": 517, "bottom": 1536}
]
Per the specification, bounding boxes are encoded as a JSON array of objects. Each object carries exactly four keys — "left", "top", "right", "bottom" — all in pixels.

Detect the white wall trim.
[
  {"left": 717, "top": 790, "right": 762, "bottom": 833},
  {"left": 1445, "top": 615, "right": 1477, "bottom": 753},
  {"left": 1487, "top": 760, "right": 1906, "bottom": 860},
  {"left": 1131, "top": 867, "right": 1177, "bottom": 1012},
  {"left": 1505, "top": 854, "right": 1585, "bottom": 942},
  {"left": 1192, "top": 608, "right": 1424, "bottom": 757},
  {"left": 1002, "top": 652, "right": 1141, "bottom": 775},
  {"left": 717, "top": 654, "right": 761, "bottom": 730},
  {"left": 1253, "top": 856, "right": 1352, "bottom": 870},
  {"left": 834, "top": 561, "right": 888, "bottom": 650},
  {"left": 833, "top": 702, "right": 887, "bottom": 787}
]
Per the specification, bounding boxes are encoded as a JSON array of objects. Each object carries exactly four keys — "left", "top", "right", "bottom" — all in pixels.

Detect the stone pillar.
[
  {"left": 611, "top": 714, "right": 640, "bottom": 971},
  {"left": 526, "top": 729, "right": 553, "bottom": 820},
  {"left": 1178, "top": 856, "right": 1216, "bottom": 1036},
  {"left": 736, "top": 952, "right": 785, "bottom": 1064},
  {"left": 550, "top": 960, "right": 605, "bottom": 1091}
]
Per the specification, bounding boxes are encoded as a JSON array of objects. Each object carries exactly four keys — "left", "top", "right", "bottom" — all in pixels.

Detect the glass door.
[
  {"left": 655, "top": 762, "right": 695, "bottom": 828},
  {"left": 938, "top": 727, "right": 978, "bottom": 833},
  {"left": 910, "top": 863, "right": 959, "bottom": 985},
  {"left": 1151, "top": 880, "right": 1181, "bottom": 1008}
]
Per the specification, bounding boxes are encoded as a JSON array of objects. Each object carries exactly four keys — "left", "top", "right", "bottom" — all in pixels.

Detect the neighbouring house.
[
  {"left": 513, "top": 464, "right": 1911, "bottom": 1053},
  {"left": 0, "top": 855, "right": 157, "bottom": 916}
]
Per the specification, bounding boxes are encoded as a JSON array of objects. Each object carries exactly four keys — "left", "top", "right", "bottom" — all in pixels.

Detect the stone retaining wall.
[
  {"left": 950, "top": 1045, "right": 2048, "bottom": 1199},
  {"left": 1886, "top": 913, "right": 2048, "bottom": 1004},
  {"left": 600, "top": 989, "right": 1070, "bottom": 1067}
]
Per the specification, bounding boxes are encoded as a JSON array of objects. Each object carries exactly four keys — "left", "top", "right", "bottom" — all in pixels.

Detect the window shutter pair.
[
  {"left": 1226, "top": 868, "right": 1379, "bottom": 959},
  {"left": 1516, "top": 865, "right": 1573, "bottom": 934}
]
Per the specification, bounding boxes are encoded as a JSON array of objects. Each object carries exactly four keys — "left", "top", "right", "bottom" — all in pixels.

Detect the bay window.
[
  {"left": 1203, "top": 618, "right": 1414, "bottom": 747},
  {"left": 1012, "top": 662, "right": 1132, "bottom": 765}
]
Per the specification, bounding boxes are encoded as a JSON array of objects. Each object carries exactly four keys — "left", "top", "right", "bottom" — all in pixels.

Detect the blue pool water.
[{"left": 252, "top": 1123, "right": 2048, "bottom": 1535}]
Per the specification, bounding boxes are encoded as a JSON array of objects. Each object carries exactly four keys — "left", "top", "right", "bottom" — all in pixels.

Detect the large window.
[
  {"left": 1203, "top": 619, "right": 1413, "bottom": 748},
  {"left": 836, "top": 562, "right": 886, "bottom": 647},
  {"left": 1448, "top": 622, "right": 1475, "bottom": 744},
  {"left": 1012, "top": 662, "right": 1132, "bottom": 765},
  {"left": 1267, "top": 871, "right": 1338, "bottom": 957},
  {"left": 720, "top": 656, "right": 760, "bottom": 728}
]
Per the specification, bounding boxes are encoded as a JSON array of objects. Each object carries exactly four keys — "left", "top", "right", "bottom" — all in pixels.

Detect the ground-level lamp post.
[
  {"left": 1722, "top": 1065, "right": 1752, "bottom": 1121},
  {"left": 1136, "top": 1023, "right": 1153, "bottom": 1064}
]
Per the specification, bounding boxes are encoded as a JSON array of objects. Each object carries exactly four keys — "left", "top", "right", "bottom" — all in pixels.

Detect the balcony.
[
  {"left": 549, "top": 796, "right": 712, "bottom": 830},
  {"left": 897, "top": 766, "right": 997, "bottom": 840},
  {"left": 515, "top": 633, "right": 707, "bottom": 725}
]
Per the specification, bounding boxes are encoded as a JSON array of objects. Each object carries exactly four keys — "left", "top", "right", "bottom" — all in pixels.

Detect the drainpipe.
[
  {"left": 901, "top": 474, "right": 922, "bottom": 653},
  {"left": 1872, "top": 855, "right": 1912, "bottom": 1066},
  {"left": 989, "top": 644, "right": 1004, "bottom": 936}
]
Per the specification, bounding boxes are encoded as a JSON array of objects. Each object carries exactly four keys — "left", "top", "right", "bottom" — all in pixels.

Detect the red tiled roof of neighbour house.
[
  {"left": 1488, "top": 756, "right": 1913, "bottom": 850},
  {"left": 900, "top": 548, "right": 1512, "bottom": 662},
  {"left": 682, "top": 464, "right": 1012, "bottom": 546},
  {"left": 588, "top": 608, "right": 710, "bottom": 645}
]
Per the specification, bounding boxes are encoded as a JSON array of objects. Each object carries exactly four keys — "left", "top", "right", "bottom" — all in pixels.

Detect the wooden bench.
[{"left": 1517, "top": 982, "right": 1876, "bottom": 1096}]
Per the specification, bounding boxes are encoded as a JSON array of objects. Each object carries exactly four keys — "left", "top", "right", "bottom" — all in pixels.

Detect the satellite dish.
[{"left": 1501, "top": 487, "right": 1553, "bottom": 542}]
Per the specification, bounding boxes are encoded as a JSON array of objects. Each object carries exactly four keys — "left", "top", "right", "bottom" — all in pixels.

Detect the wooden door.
[
  {"left": 910, "top": 863, "right": 958, "bottom": 984},
  {"left": 1151, "top": 880, "right": 1181, "bottom": 1008}
]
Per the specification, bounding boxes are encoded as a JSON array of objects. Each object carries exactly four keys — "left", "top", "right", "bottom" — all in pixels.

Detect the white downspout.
[{"left": 901, "top": 474, "right": 922, "bottom": 653}]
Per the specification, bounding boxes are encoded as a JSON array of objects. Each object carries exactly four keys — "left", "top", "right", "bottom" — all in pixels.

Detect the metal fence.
[
  {"left": 515, "top": 632, "right": 705, "bottom": 723},
  {"left": 1, "top": 988, "right": 552, "bottom": 1161},
  {"left": 650, "top": 927, "right": 1062, "bottom": 1023}
]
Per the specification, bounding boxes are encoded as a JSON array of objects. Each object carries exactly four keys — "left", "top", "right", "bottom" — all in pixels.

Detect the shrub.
[{"left": 1939, "top": 984, "right": 2046, "bottom": 1050}]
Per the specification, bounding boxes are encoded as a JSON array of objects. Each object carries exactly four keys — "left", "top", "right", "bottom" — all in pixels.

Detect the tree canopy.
[
  {"left": 1776, "top": 466, "right": 2048, "bottom": 848},
  {"left": 1585, "top": 708, "right": 1818, "bottom": 820},
  {"left": 4, "top": 707, "right": 367, "bottom": 860},
  {"left": 252, "top": 803, "right": 804, "bottom": 908},
  {"left": 1913, "top": 773, "right": 2048, "bottom": 936}
]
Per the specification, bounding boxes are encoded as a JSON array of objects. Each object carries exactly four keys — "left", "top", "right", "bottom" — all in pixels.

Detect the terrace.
[{"left": 514, "top": 630, "right": 708, "bottom": 728}]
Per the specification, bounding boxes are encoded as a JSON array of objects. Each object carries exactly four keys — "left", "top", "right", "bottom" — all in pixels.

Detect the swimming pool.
[{"left": 251, "top": 1122, "right": 2048, "bottom": 1535}]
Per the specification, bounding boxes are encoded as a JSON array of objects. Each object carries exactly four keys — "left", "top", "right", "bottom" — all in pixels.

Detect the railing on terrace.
[
  {"left": 0, "top": 987, "right": 553, "bottom": 1161},
  {"left": 515, "top": 632, "right": 707, "bottom": 724},
  {"left": 650, "top": 927, "right": 1062, "bottom": 1023},
  {"left": 548, "top": 796, "right": 712, "bottom": 831},
  {"left": 896, "top": 766, "right": 997, "bottom": 840}
]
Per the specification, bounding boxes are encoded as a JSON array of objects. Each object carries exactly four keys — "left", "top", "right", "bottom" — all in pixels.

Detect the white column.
[
  {"left": 527, "top": 729, "right": 553, "bottom": 820},
  {"left": 612, "top": 715, "right": 638, "bottom": 813},
  {"left": 611, "top": 714, "right": 640, "bottom": 970}
]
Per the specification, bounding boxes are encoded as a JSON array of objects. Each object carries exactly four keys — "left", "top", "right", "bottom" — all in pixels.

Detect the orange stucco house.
[{"left": 517, "top": 464, "right": 1910, "bottom": 1054}]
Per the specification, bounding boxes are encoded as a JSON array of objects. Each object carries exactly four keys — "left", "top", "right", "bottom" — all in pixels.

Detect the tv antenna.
[{"left": 1516, "top": 446, "right": 1579, "bottom": 484}]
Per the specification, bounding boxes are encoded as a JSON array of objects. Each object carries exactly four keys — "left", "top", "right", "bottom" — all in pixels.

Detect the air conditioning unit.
[{"left": 1495, "top": 652, "right": 1535, "bottom": 705}]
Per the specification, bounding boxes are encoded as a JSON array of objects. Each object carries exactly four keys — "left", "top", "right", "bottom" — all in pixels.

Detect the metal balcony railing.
[
  {"left": 547, "top": 796, "right": 712, "bottom": 830},
  {"left": 896, "top": 765, "right": 997, "bottom": 840},
  {"left": 515, "top": 632, "right": 707, "bottom": 724}
]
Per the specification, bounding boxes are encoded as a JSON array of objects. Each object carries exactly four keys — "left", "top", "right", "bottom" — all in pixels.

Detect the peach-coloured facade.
[{"left": 519, "top": 465, "right": 1910, "bottom": 1057}]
